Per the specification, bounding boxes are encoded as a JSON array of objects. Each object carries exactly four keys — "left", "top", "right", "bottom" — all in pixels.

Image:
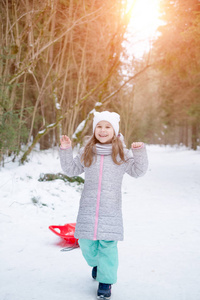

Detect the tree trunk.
[{"left": 191, "top": 123, "right": 198, "bottom": 150}]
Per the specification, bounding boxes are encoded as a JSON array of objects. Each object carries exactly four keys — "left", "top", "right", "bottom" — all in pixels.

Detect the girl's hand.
[
  {"left": 60, "top": 135, "right": 71, "bottom": 148},
  {"left": 131, "top": 142, "right": 144, "bottom": 149}
]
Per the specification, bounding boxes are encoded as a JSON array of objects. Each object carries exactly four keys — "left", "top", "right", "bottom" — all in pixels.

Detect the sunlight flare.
[
  {"left": 125, "top": 0, "right": 161, "bottom": 57},
  {"left": 127, "top": 0, "right": 161, "bottom": 34}
]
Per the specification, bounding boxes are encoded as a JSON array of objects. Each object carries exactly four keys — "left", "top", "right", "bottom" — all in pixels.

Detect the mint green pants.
[{"left": 78, "top": 239, "right": 118, "bottom": 284}]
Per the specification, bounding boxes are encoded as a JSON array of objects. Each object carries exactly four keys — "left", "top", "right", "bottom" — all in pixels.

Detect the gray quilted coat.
[{"left": 59, "top": 145, "right": 148, "bottom": 241}]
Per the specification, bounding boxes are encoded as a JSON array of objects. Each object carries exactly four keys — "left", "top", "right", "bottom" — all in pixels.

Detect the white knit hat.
[{"left": 93, "top": 111, "right": 120, "bottom": 136}]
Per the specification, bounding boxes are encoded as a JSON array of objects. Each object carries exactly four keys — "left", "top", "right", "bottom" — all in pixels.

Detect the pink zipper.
[{"left": 93, "top": 155, "right": 104, "bottom": 240}]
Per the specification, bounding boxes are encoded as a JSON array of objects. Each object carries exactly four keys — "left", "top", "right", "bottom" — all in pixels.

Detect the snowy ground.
[{"left": 0, "top": 145, "right": 200, "bottom": 300}]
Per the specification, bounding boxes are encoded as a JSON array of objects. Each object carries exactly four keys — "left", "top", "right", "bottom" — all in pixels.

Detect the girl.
[{"left": 59, "top": 111, "right": 148, "bottom": 299}]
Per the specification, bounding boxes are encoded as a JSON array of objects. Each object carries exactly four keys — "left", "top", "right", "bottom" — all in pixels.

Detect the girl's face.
[{"left": 95, "top": 121, "right": 114, "bottom": 143}]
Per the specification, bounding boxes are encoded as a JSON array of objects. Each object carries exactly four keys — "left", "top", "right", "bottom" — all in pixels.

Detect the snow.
[
  {"left": 72, "top": 106, "right": 102, "bottom": 139},
  {"left": 0, "top": 145, "right": 200, "bottom": 300},
  {"left": 72, "top": 119, "right": 86, "bottom": 139}
]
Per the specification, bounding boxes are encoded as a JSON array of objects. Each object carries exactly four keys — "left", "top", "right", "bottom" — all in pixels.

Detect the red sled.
[{"left": 49, "top": 223, "right": 79, "bottom": 246}]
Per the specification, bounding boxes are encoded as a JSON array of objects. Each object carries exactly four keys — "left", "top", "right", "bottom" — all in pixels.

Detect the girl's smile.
[{"left": 95, "top": 121, "right": 114, "bottom": 143}]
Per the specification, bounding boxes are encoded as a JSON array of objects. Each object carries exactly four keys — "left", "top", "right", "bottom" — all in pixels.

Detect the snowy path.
[{"left": 0, "top": 146, "right": 200, "bottom": 300}]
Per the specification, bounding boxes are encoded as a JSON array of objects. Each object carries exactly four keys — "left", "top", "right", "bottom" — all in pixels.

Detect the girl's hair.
[{"left": 81, "top": 133, "right": 126, "bottom": 167}]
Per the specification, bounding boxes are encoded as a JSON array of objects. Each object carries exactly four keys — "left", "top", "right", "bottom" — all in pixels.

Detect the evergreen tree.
[{"left": 154, "top": 0, "right": 200, "bottom": 149}]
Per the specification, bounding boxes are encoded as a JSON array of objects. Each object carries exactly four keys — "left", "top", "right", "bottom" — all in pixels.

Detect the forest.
[{"left": 0, "top": 0, "right": 200, "bottom": 165}]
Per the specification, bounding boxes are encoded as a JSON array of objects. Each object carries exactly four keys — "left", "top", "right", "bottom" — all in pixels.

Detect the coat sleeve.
[
  {"left": 59, "top": 147, "right": 84, "bottom": 177},
  {"left": 125, "top": 145, "right": 148, "bottom": 178}
]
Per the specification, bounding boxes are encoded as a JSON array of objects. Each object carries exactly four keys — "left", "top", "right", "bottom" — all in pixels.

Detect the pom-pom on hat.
[{"left": 93, "top": 111, "right": 120, "bottom": 136}]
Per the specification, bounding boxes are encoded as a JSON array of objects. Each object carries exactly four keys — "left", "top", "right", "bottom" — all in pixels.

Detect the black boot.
[
  {"left": 92, "top": 266, "right": 97, "bottom": 279},
  {"left": 97, "top": 282, "right": 112, "bottom": 299}
]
